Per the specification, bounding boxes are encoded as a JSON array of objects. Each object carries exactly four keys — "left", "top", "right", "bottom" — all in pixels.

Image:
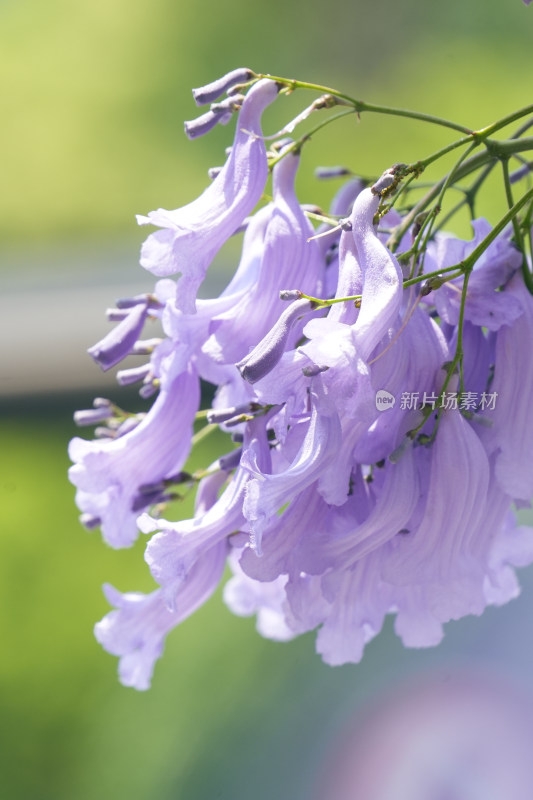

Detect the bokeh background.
[{"left": 2, "top": 1, "right": 533, "bottom": 797}]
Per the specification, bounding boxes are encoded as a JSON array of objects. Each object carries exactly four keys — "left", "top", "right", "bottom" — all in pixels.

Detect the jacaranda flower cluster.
[{"left": 69, "top": 68, "right": 533, "bottom": 689}]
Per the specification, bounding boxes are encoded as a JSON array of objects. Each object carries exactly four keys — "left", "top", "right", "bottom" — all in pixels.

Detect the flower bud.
[
  {"left": 237, "top": 298, "right": 315, "bottom": 383},
  {"left": 192, "top": 68, "right": 256, "bottom": 106}
]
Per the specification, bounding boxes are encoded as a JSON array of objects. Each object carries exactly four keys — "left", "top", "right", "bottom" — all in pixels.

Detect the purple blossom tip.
[
  {"left": 192, "top": 68, "right": 256, "bottom": 106},
  {"left": 88, "top": 302, "right": 148, "bottom": 371},
  {"left": 237, "top": 298, "right": 315, "bottom": 383},
  {"left": 73, "top": 407, "right": 112, "bottom": 427},
  {"left": 184, "top": 109, "right": 232, "bottom": 140},
  {"left": 315, "top": 166, "right": 352, "bottom": 179}
]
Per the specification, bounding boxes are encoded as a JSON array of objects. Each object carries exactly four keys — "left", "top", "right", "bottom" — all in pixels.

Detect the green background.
[{"left": 1, "top": 1, "right": 533, "bottom": 798}]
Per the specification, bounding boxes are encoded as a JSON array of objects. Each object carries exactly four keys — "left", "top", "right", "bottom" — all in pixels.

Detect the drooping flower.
[
  {"left": 95, "top": 539, "right": 227, "bottom": 690},
  {"left": 69, "top": 365, "right": 199, "bottom": 548},
  {"left": 137, "top": 78, "right": 279, "bottom": 313},
  {"left": 71, "top": 70, "right": 533, "bottom": 689},
  {"left": 480, "top": 272, "right": 533, "bottom": 502}
]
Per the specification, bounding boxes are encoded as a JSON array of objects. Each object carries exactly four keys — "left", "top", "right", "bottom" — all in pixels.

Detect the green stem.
[
  {"left": 501, "top": 157, "right": 525, "bottom": 255},
  {"left": 475, "top": 106, "right": 533, "bottom": 139},
  {"left": 191, "top": 423, "right": 218, "bottom": 446},
  {"left": 456, "top": 268, "right": 471, "bottom": 394},
  {"left": 258, "top": 74, "right": 474, "bottom": 135},
  {"left": 403, "top": 265, "right": 464, "bottom": 289},
  {"left": 388, "top": 137, "right": 533, "bottom": 251},
  {"left": 268, "top": 109, "right": 356, "bottom": 168},
  {"left": 417, "top": 141, "right": 479, "bottom": 269}
]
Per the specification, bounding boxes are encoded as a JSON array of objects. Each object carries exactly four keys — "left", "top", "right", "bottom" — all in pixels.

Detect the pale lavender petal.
[
  {"left": 481, "top": 273, "right": 533, "bottom": 501},
  {"left": 95, "top": 541, "right": 226, "bottom": 690},
  {"left": 203, "top": 146, "right": 323, "bottom": 365},
  {"left": 138, "top": 79, "right": 279, "bottom": 312},
  {"left": 353, "top": 306, "right": 448, "bottom": 464},
  {"left": 223, "top": 550, "right": 295, "bottom": 641},
  {"left": 142, "top": 466, "right": 248, "bottom": 605},
  {"left": 386, "top": 412, "right": 490, "bottom": 639},
  {"left": 303, "top": 447, "right": 419, "bottom": 572},
  {"left": 351, "top": 188, "right": 403, "bottom": 360},
  {"left": 139, "top": 418, "right": 270, "bottom": 601},
  {"left": 459, "top": 321, "right": 494, "bottom": 398},
  {"left": 428, "top": 220, "right": 522, "bottom": 330},
  {"left": 316, "top": 555, "right": 392, "bottom": 665},
  {"left": 242, "top": 387, "right": 341, "bottom": 555},
  {"left": 239, "top": 484, "right": 329, "bottom": 581},
  {"left": 69, "top": 365, "right": 199, "bottom": 548},
  {"left": 484, "top": 511, "right": 533, "bottom": 606}
]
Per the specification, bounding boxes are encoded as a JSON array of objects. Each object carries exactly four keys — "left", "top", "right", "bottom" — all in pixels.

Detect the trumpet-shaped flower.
[{"left": 71, "top": 71, "right": 533, "bottom": 688}]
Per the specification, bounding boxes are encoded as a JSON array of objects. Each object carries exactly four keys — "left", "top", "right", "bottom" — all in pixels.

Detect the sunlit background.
[{"left": 2, "top": 1, "right": 533, "bottom": 797}]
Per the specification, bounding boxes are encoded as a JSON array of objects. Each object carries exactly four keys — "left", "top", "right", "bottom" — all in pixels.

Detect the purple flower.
[
  {"left": 242, "top": 387, "right": 341, "bottom": 555},
  {"left": 69, "top": 365, "right": 199, "bottom": 548},
  {"left": 480, "top": 273, "right": 533, "bottom": 501},
  {"left": 137, "top": 79, "right": 279, "bottom": 313},
  {"left": 425, "top": 220, "right": 522, "bottom": 331},
  {"left": 202, "top": 145, "right": 324, "bottom": 368},
  {"left": 95, "top": 540, "right": 227, "bottom": 690},
  {"left": 73, "top": 74, "right": 533, "bottom": 688}
]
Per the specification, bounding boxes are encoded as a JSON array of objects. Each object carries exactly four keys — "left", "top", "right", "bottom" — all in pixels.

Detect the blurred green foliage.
[
  {"left": 1, "top": 1, "right": 533, "bottom": 798},
  {"left": 1, "top": 0, "right": 532, "bottom": 249},
  {"left": 0, "top": 406, "right": 377, "bottom": 800}
]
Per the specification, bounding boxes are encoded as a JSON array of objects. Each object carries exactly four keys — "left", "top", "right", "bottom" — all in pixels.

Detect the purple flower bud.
[
  {"left": 115, "top": 416, "right": 144, "bottom": 437},
  {"left": 279, "top": 289, "right": 303, "bottom": 301},
  {"left": 94, "top": 426, "right": 117, "bottom": 439},
  {"left": 371, "top": 168, "right": 396, "bottom": 196},
  {"left": 131, "top": 338, "right": 162, "bottom": 355},
  {"left": 218, "top": 448, "right": 243, "bottom": 471},
  {"left": 302, "top": 364, "right": 329, "bottom": 377},
  {"left": 237, "top": 298, "right": 315, "bottom": 383},
  {"left": 88, "top": 302, "right": 148, "bottom": 371},
  {"left": 115, "top": 294, "right": 152, "bottom": 309},
  {"left": 116, "top": 364, "right": 152, "bottom": 386},
  {"left": 106, "top": 308, "right": 130, "bottom": 322},
  {"left": 74, "top": 407, "right": 112, "bottom": 427},
  {"left": 210, "top": 95, "right": 244, "bottom": 113},
  {"left": 93, "top": 397, "right": 113, "bottom": 409},
  {"left": 184, "top": 109, "right": 232, "bottom": 140},
  {"left": 206, "top": 403, "right": 258, "bottom": 424},
  {"left": 192, "top": 68, "right": 255, "bottom": 106},
  {"left": 139, "top": 381, "right": 159, "bottom": 399},
  {"left": 131, "top": 487, "right": 168, "bottom": 513},
  {"left": 315, "top": 166, "right": 352, "bottom": 179},
  {"left": 509, "top": 161, "right": 532, "bottom": 183}
]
